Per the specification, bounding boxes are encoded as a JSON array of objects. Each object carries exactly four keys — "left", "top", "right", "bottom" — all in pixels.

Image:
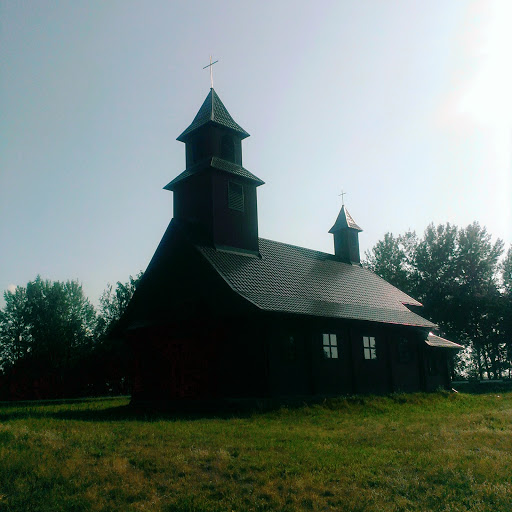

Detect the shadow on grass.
[
  {"left": 0, "top": 391, "right": 464, "bottom": 423},
  {"left": 0, "top": 396, "right": 280, "bottom": 422},
  {"left": 52, "top": 403, "right": 261, "bottom": 422}
]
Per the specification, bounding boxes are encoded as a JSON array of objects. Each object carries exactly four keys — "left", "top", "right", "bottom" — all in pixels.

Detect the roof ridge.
[
  {"left": 257, "top": 237, "right": 338, "bottom": 259},
  {"left": 210, "top": 87, "right": 216, "bottom": 122}
]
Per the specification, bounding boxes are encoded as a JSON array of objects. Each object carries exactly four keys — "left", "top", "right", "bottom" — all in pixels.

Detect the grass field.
[{"left": 0, "top": 392, "right": 511, "bottom": 511}]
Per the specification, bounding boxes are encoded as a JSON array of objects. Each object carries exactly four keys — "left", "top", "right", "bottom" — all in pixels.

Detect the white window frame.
[
  {"left": 322, "top": 333, "right": 338, "bottom": 359},
  {"left": 363, "top": 336, "right": 377, "bottom": 360}
]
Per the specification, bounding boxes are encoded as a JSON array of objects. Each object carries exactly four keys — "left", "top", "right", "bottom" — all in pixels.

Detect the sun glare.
[{"left": 458, "top": 0, "right": 512, "bottom": 127}]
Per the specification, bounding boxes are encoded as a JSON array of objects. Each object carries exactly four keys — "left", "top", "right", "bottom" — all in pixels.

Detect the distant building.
[{"left": 124, "top": 88, "right": 461, "bottom": 404}]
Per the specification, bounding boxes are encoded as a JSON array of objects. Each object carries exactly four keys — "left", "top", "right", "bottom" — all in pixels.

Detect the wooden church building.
[{"left": 123, "top": 88, "right": 461, "bottom": 405}]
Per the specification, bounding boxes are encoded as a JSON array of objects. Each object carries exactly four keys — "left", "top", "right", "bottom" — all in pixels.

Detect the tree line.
[
  {"left": 0, "top": 273, "right": 142, "bottom": 399},
  {"left": 365, "top": 222, "right": 512, "bottom": 380}
]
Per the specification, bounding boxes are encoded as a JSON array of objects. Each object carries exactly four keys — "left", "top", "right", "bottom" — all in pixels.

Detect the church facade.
[{"left": 124, "top": 88, "right": 461, "bottom": 405}]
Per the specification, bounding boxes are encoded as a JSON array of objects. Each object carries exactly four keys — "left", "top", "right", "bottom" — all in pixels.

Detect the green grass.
[{"left": 0, "top": 392, "right": 511, "bottom": 511}]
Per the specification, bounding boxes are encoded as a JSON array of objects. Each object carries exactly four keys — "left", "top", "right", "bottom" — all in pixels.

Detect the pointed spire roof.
[
  {"left": 177, "top": 88, "right": 250, "bottom": 142},
  {"left": 329, "top": 205, "right": 363, "bottom": 233}
]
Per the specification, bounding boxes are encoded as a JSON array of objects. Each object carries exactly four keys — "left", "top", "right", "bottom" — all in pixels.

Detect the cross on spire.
[
  {"left": 203, "top": 55, "right": 219, "bottom": 89},
  {"left": 339, "top": 190, "right": 347, "bottom": 206}
]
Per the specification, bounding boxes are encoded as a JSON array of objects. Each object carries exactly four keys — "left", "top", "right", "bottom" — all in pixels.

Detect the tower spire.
[{"left": 166, "top": 88, "right": 263, "bottom": 256}]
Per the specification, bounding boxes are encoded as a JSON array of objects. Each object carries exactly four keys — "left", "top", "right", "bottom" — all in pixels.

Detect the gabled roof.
[
  {"left": 195, "top": 237, "right": 436, "bottom": 328},
  {"left": 329, "top": 205, "right": 362, "bottom": 233},
  {"left": 163, "top": 157, "right": 264, "bottom": 191},
  {"left": 177, "top": 88, "right": 250, "bottom": 142},
  {"left": 426, "top": 333, "right": 463, "bottom": 349}
]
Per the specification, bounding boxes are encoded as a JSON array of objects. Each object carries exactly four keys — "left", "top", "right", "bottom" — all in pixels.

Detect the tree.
[
  {"left": 90, "top": 272, "right": 144, "bottom": 396},
  {"left": 0, "top": 277, "right": 96, "bottom": 371},
  {"left": 451, "top": 224, "right": 504, "bottom": 379},
  {"left": 364, "top": 231, "right": 417, "bottom": 295},
  {"left": 502, "top": 246, "right": 512, "bottom": 296},
  {"left": 366, "top": 223, "right": 509, "bottom": 379},
  {"left": 0, "top": 276, "right": 96, "bottom": 398},
  {"left": 410, "top": 223, "right": 459, "bottom": 328},
  {"left": 500, "top": 246, "right": 512, "bottom": 376},
  {"left": 26, "top": 277, "right": 96, "bottom": 367},
  {"left": 96, "top": 272, "right": 143, "bottom": 339},
  {"left": 0, "top": 286, "right": 31, "bottom": 369}
]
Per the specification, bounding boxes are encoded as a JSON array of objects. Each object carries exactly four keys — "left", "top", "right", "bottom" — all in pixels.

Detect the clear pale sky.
[{"left": 1, "top": 0, "right": 511, "bottom": 306}]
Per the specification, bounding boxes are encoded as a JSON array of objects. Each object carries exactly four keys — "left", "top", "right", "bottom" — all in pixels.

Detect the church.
[{"left": 123, "top": 87, "right": 461, "bottom": 405}]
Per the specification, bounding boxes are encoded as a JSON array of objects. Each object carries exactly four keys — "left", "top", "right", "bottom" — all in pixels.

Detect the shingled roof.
[
  {"left": 329, "top": 205, "right": 363, "bottom": 233},
  {"left": 177, "top": 88, "right": 250, "bottom": 142},
  {"left": 195, "top": 237, "right": 436, "bottom": 328},
  {"left": 164, "top": 157, "right": 264, "bottom": 191},
  {"left": 426, "top": 333, "right": 463, "bottom": 349}
]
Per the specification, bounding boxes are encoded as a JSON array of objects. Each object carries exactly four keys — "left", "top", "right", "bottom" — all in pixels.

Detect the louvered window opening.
[{"left": 228, "top": 181, "right": 244, "bottom": 211}]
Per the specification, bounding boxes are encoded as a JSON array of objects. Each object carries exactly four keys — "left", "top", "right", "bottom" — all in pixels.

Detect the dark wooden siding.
[
  {"left": 310, "top": 326, "right": 353, "bottom": 395},
  {"left": 211, "top": 172, "right": 259, "bottom": 253},
  {"left": 265, "top": 318, "right": 312, "bottom": 396},
  {"left": 348, "top": 325, "right": 392, "bottom": 394}
]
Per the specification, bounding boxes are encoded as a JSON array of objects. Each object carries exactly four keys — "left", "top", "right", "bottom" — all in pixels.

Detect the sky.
[{"left": 1, "top": 0, "right": 511, "bottom": 307}]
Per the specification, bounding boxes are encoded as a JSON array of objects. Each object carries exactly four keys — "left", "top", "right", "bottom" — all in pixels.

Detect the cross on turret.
[{"left": 203, "top": 56, "right": 218, "bottom": 89}]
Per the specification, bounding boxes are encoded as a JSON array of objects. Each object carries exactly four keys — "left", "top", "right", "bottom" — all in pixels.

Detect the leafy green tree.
[
  {"left": 26, "top": 277, "right": 96, "bottom": 367},
  {"left": 410, "top": 223, "right": 459, "bottom": 326},
  {"left": 364, "top": 231, "right": 417, "bottom": 295},
  {"left": 455, "top": 223, "right": 503, "bottom": 294},
  {"left": 89, "top": 272, "right": 143, "bottom": 396},
  {"left": 96, "top": 272, "right": 143, "bottom": 339},
  {"left": 367, "top": 223, "right": 508, "bottom": 379},
  {"left": 0, "top": 286, "right": 31, "bottom": 369},
  {"left": 500, "top": 246, "right": 512, "bottom": 376},
  {"left": 0, "top": 277, "right": 96, "bottom": 372},
  {"left": 0, "top": 277, "right": 96, "bottom": 398},
  {"left": 451, "top": 224, "right": 504, "bottom": 378},
  {"left": 502, "top": 246, "right": 512, "bottom": 295}
]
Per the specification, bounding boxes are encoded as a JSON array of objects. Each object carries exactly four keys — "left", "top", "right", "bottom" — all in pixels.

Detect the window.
[
  {"left": 322, "top": 333, "right": 338, "bottom": 359},
  {"left": 397, "top": 338, "right": 411, "bottom": 364},
  {"left": 191, "top": 134, "right": 207, "bottom": 163},
  {"left": 363, "top": 336, "right": 377, "bottom": 360},
  {"left": 228, "top": 181, "right": 244, "bottom": 211},
  {"left": 221, "top": 134, "right": 235, "bottom": 162}
]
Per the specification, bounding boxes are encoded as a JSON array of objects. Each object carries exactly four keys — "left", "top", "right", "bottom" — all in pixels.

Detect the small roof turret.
[
  {"left": 329, "top": 204, "right": 362, "bottom": 265},
  {"left": 177, "top": 88, "right": 250, "bottom": 142}
]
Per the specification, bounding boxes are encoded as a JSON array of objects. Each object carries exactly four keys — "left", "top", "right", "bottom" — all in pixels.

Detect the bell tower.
[{"left": 165, "top": 89, "right": 264, "bottom": 255}]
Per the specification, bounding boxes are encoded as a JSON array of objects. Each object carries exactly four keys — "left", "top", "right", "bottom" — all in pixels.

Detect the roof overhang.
[{"left": 426, "top": 332, "right": 464, "bottom": 349}]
